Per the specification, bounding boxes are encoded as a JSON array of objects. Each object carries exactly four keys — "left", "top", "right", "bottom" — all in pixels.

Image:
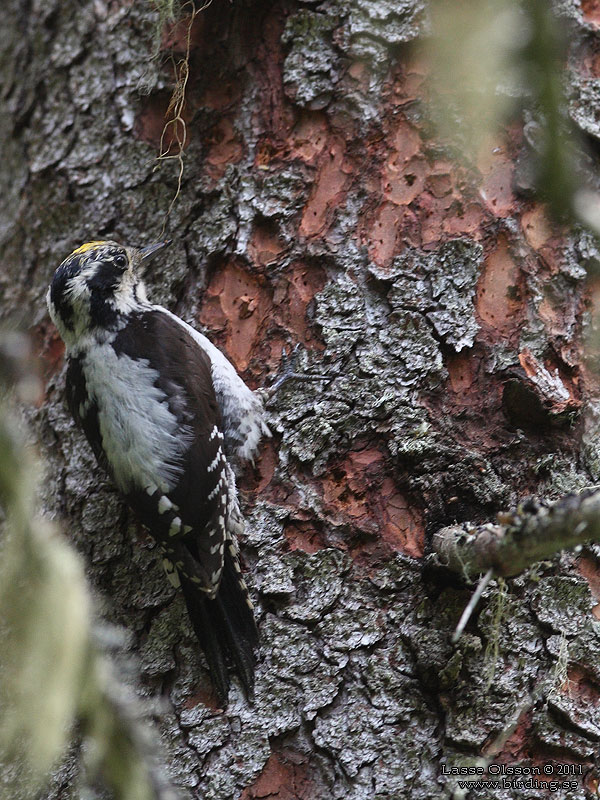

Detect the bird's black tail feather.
[{"left": 178, "top": 546, "right": 258, "bottom": 706}]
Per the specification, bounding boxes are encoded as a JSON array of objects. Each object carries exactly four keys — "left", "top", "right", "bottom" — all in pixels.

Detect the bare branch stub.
[{"left": 433, "top": 488, "right": 600, "bottom": 579}]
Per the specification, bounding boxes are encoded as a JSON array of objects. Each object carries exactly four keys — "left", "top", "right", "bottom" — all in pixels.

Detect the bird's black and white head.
[{"left": 47, "top": 240, "right": 169, "bottom": 348}]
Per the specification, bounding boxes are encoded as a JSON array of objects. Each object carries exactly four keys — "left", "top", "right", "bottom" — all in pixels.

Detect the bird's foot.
[{"left": 267, "top": 344, "right": 330, "bottom": 397}]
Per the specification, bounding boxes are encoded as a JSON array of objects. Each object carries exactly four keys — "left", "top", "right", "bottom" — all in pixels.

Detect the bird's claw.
[{"left": 268, "top": 344, "right": 330, "bottom": 397}]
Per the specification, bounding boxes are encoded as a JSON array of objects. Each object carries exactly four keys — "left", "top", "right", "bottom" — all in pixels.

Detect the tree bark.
[{"left": 4, "top": 0, "right": 600, "bottom": 798}]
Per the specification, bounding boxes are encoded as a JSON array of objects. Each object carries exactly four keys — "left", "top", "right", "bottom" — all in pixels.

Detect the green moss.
[
  {"left": 148, "top": 0, "right": 183, "bottom": 55},
  {"left": 482, "top": 578, "right": 508, "bottom": 690}
]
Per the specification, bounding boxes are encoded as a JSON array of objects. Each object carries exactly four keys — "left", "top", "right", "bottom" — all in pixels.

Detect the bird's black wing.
[{"left": 110, "top": 309, "right": 227, "bottom": 586}]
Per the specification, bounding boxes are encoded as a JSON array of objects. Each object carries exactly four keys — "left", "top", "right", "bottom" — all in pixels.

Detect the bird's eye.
[{"left": 114, "top": 254, "right": 127, "bottom": 269}]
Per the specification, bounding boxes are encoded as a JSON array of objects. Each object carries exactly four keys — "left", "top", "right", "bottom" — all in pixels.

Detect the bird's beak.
[{"left": 140, "top": 240, "right": 172, "bottom": 261}]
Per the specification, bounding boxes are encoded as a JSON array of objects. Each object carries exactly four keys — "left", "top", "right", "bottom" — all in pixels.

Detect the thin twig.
[{"left": 451, "top": 568, "right": 494, "bottom": 643}]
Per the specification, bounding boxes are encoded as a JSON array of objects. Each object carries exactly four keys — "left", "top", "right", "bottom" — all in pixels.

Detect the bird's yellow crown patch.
[{"left": 70, "top": 240, "right": 109, "bottom": 257}]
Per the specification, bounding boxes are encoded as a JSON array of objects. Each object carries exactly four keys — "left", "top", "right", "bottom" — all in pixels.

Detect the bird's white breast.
[{"left": 80, "top": 343, "right": 191, "bottom": 493}]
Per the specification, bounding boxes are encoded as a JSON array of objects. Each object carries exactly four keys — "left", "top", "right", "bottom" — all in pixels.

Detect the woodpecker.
[{"left": 47, "top": 240, "right": 270, "bottom": 705}]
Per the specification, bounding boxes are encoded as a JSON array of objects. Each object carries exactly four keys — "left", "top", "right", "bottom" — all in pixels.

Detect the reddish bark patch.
[
  {"left": 521, "top": 205, "right": 553, "bottom": 251},
  {"left": 564, "top": 666, "right": 600, "bottom": 704},
  {"left": 240, "top": 752, "right": 314, "bottom": 800},
  {"left": 182, "top": 687, "right": 222, "bottom": 713},
  {"left": 270, "top": 261, "right": 327, "bottom": 348},
  {"left": 537, "top": 270, "right": 585, "bottom": 369},
  {"left": 476, "top": 236, "right": 523, "bottom": 336},
  {"left": 412, "top": 186, "right": 487, "bottom": 248},
  {"left": 577, "top": 554, "right": 600, "bottom": 603},
  {"left": 578, "top": 35, "right": 600, "bottom": 78},
  {"left": 368, "top": 202, "right": 414, "bottom": 267},
  {"left": 160, "top": 12, "right": 205, "bottom": 53},
  {"left": 582, "top": 0, "right": 600, "bottom": 26},
  {"left": 248, "top": 222, "right": 286, "bottom": 267},
  {"left": 385, "top": 155, "right": 427, "bottom": 206},
  {"left": 264, "top": 333, "right": 293, "bottom": 374},
  {"left": 365, "top": 119, "right": 425, "bottom": 262},
  {"left": 300, "top": 137, "right": 351, "bottom": 238},
  {"left": 285, "top": 520, "right": 328, "bottom": 554},
  {"left": 377, "top": 478, "right": 425, "bottom": 557},
  {"left": 484, "top": 692, "right": 594, "bottom": 776},
  {"left": 383, "top": 120, "right": 426, "bottom": 207},
  {"left": 538, "top": 295, "right": 572, "bottom": 341},
  {"left": 438, "top": 201, "right": 487, "bottom": 241},
  {"left": 253, "top": 439, "right": 278, "bottom": 495},
  {"left": 202, "top": 81, "right": 243, "bottom": 112},
  {"left": 425, "top": 168, "right": 453, "bottom": 199},
  {"left": 319, "top": 448, "right": 385, "bottom": 536},
  {"left": 446, "top": 350, "right": 477, "bottom": 395},
  {"left": 388, "top": 119, "right": 422, "bottom": 163},
  {"left": 477, "top": 143, "right": 516, "bottom": 218},
  {"left": 288, "top": 113, "right": 329, "bottom": 165},
  {"left": 363, "top": 107, "right": 494, "bottom": 252},
  {"left": 388, "top": 54, "right": 428, "bottom": 109},
  {"left": 249, "top": 2, "right": 294, "bottom": 146},
  {"left": 134, "top": 91, "right": 192, "bottom": 152},
  {"left": 521, "top": 204, "right": 568, "bottom": 275},
  {"left": 483, "top": 709, "right": 532, "bottom": 762},
  {"left": 198, "top": 263, "right": 272, "bottom": 372},
  {"left": 317, "top": 447, "right": 425, "bottom": 558},
  {"left": 483, "top": 711, "right": 592, "bottom": 783},
  {"left": 322, "top": 457, "right": 374, "bottom": 522},
  {"left": 31, "top": 321, "right": 65, "bottom": 385},
  {"left": 204, "top": 117, "right": 243, "bottom": 179}
]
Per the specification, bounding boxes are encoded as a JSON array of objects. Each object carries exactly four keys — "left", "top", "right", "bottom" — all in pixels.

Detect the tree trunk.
[{"left": 3, "top": 0, "right": 600, "bottom": 797}]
